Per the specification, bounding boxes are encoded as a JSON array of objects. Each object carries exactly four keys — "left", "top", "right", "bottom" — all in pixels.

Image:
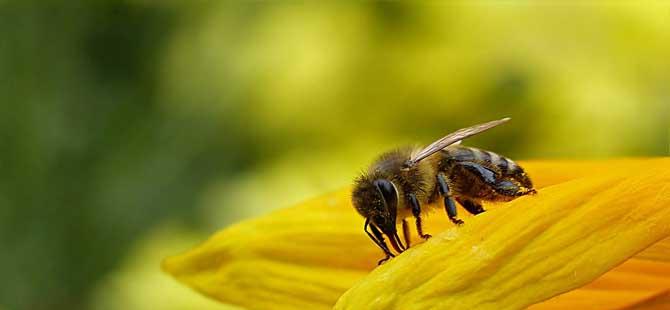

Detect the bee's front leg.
[
  {"left": 408, "top": 193, "right": 431, "bottom": 239},
  {"left": 437, "top": 173, "right": 464, "bottom": 225},
  {"left": 364, "top": 218, "right": 395, "bottom": 264}
]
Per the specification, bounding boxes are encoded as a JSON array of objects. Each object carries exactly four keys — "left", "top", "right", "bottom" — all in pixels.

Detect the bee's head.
[{"left": 352, "top": 175, "right": 405, "bottom": 252}]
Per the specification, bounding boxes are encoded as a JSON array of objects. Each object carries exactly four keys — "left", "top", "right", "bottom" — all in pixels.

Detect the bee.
[{"left": 352, "top": 118, "right": 536, "bottom": 264}]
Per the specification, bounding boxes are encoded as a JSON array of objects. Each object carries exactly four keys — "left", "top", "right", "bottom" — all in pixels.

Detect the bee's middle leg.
[
  {"left": 402, "top": 219, "right": 411, "bottom": 248},
  {"left": 408, "top": 193, "right": 431, "bottom": 239},
  {"left": 437, "top": 172, "right": 464, "bottom": 225}
]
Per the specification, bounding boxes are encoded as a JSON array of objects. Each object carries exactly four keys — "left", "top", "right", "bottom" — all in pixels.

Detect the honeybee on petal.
[{"left": 352, "top": 118, "right": 536, "bottom": 264}]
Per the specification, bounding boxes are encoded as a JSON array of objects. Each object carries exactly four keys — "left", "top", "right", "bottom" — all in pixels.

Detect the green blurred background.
[{"left": 1, "top": 2, "right": 668, "bottom": 310}]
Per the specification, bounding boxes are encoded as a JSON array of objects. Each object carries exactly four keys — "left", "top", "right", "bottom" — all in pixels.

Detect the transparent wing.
[{"left": 407, "top": 117, "right": 511, "bottom": 166}]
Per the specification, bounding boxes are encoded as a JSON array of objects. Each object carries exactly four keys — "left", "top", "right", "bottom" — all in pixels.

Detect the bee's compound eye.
[{"left": 373, "top": 179, "right": 398, "bottom": 210}]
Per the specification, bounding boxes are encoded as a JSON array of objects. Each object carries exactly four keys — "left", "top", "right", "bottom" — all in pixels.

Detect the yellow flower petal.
[
  {"left": 530, "top": 237, "right": 670, "bottom": 309},
  {"left": 636, "top": 236, "right": 670, "bottom": 263},
  {"left": 161, "top": 190, "right": 375, "bottom": 310},
  {"left": 335, "top": 158, "right": 670, "bottom": 309},
  {"left": 163, "top": 158, "right": 670, "bottom": 309},
  {"left": 529, "top": 258, "right": 670, "bottom": 309},
  {"left": 623, "top": 290, "right": 670, "bottom": 309}
]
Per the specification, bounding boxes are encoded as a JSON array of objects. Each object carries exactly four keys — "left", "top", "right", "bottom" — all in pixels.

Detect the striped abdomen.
[
  {"left": 441, "top": 145, "right": 523, "bottom": 176},
  {"left": 439, "top": 145, "right": 534, "bottom": 201}
]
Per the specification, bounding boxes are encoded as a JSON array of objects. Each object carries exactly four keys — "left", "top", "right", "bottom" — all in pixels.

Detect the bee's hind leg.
[
  {"left": 456, "top": 198, "right": 485, "bottom": 215},
  {"left": 437, "top": 173, "right": 464, "bottom": 225},
  {"left": 457, "top": 161, "right": 534, "bottom": 198},
  {"left": 365, "top": 218, "right": 395, "bottom": 264}
]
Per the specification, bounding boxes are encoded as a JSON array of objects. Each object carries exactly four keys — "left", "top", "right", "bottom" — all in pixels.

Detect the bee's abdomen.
[{"left": 442, "top": 146, "right": 521, "bottom": 175}]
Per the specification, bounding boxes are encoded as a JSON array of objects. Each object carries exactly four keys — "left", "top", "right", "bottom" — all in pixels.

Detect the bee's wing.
[{"left": 407, "top": 117, "right": 510, "bottom": 166}]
